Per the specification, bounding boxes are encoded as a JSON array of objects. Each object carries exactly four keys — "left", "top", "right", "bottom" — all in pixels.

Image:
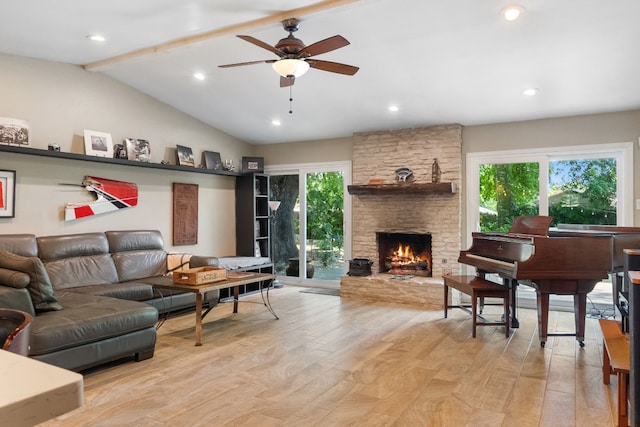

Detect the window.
[
  {"left": 467, "top": 142, "right": 633, "bottom": 236},
  {"left": 466, "top": 142, "right": 633, "bottom": 310}
]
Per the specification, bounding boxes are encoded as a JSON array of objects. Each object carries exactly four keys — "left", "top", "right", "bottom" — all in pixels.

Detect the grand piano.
[{"left": 458, "top": 216, "right": 640, "bottom": 347}]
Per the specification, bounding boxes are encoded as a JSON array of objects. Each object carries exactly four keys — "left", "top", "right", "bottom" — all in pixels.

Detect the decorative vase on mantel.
[{"left": 432, "top": 158, "right": 441, "bottom": 183}]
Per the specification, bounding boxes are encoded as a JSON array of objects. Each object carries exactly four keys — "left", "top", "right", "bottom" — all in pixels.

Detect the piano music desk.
[{"left": 443, "top": 275, "right": 510, "bottom": 338}]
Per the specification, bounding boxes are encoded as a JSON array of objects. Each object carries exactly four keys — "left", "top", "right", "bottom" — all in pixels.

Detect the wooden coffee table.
[{"left": 154, "top": 272, "right": 277, "bottom": 346}]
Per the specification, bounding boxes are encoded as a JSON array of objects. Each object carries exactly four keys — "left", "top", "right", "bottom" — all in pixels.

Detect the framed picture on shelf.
[
  {"left": 0, "top": 117, "right": 29, "bottom": 146},
  {"left": 203, "top": 151, "right": 222, "bottom": 171},
  {"left": 0, "top": 169, "right": 16, "bottom": 218},
  {"left": 124, "top": 138, "right": 151, "bottom": 162},
  {"left": 241, "top": 156, "right": 264, "bottom": 174},
  {"left": 83, "top": 130, "right": 114, "bottom": 157},
  {"left": 176, "top": 145, "right": 195, "bottom": 167}
]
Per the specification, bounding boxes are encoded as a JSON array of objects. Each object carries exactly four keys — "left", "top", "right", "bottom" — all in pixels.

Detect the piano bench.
[
  {"left": 598, "top": 319, "right": 629, "bottom": 427},
  {"left": 443, "top": 275, "right": 510, "bottom": 338}
]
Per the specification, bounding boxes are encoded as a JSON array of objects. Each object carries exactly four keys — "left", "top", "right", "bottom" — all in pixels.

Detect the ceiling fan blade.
[
  {"left": 308, "top": 59, "right": 359, "bottom": 75},
  {"left": 218, "top": 59, "right": 276, "bottom": 68},
  {"left": 280, "top": 75, "right": 295, "bottom": 87},
  {"left": 237, "top": 35, "right": 284, "bottom": 57},
  {"left": 298, "top": 35, "right": 349, "bottom": 57}
]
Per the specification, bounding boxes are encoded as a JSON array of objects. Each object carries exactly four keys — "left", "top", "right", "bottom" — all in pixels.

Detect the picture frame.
[
  {"left": 83, "top": 130, "right": 114, "bottom": 158},
  {"left": 203, "top": 151, "right": 222, "bottom": 171},
  {"left": 125, "top": 138, "right": 151, "bottom": 162},
  {"left": 173, "top": 183, "right": 198, "bottom": 246},
  {"left": 241, "top": 156, "right": 264, "bottom": 174},
  {"left": 176, "top": 145, "right": 195, "bottom": 167},
  {"left": 0, "top": 169, "right": 16, "bottom": 218},
  {"left": 0, "top": 117, "right": 29, "bottom": 146}
]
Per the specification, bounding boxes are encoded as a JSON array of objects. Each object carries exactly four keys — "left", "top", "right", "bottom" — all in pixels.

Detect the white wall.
[{"left": 0, "top": 53, "right": 250, "bottom": 256}]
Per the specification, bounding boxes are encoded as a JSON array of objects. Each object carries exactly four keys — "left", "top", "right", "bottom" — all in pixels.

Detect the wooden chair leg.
[
  {"left": 503, "top": 289, "right": 510, "bottom": 337},
  {"left": 471, "top": 290, "right": 478, "bottom": 338},
  {"left": 617, "top": 372, "right": 628, "bottom": 427},
  {"left": 443, "top": 283, "right": 449, "bottom": 318}
]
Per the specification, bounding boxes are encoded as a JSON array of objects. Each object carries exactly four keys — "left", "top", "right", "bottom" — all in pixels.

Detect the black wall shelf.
[{"left": 0, "top": 144, "right": 241, "bottom": 177}]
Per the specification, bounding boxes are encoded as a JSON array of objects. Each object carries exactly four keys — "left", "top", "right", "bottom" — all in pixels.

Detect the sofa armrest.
[
  {"left": 0, "top": 268, "right": 30, "bottom": 289},
  {"left": 189, "top": 256, "right": 220, "bottom": 268},
  {"left": 0, "top": 286, "right": 36, "bottom": 316}
]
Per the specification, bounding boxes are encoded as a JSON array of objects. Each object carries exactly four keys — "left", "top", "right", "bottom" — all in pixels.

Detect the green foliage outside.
[
  {"left": 479, "top": 162, "right": 539, "bottom": 232},
  {"left": 479, "top": 158, "right": 617, "bottom": 232},
  {"left": 306, "top": 172, "right": 344, "bottom": 266}
]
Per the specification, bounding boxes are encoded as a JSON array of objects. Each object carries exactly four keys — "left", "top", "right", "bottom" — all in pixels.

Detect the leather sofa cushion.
[
  {"left": 37, "top": 232, "right": 110, "bottom": 261},
  {"left": 45, "top": 254, "right": 119, "bottom": 290},
  {"left": 0, "top": 250, "right": 62, "bottom": 312},
  {"left": 0, "top": 287, "right": 35, "bottom": 316},
  {"left": 106, "top": 230, "right": 164, "bottom": 252},
  {"left": 0, "top": 234, "right": 38, "bottom": 257},
  {"left": 107, "top": 230, "right": 167, "bottom": 282},
  {"left": 112, "top": 250, "right": 167, "bottom": 282},
  {"left": 68, "top": 282, "right": 154, "bottom": 301},
  {"left": 29, "top": 291, "right": 158, "bottom": 356}
]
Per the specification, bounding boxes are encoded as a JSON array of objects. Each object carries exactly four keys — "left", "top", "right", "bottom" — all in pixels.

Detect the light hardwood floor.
[{"left": 40, "top": 286, "right": 621, "bottom": 426}]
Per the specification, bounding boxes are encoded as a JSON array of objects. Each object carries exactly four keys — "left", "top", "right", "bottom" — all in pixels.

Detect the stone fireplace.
[{"left": 341, "top": 124, "right": 462, "bottom": 307}]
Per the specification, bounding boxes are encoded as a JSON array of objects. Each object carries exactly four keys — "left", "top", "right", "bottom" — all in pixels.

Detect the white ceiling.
[{"left": 2, "top": 0, "right": 639, "bottom": 145}]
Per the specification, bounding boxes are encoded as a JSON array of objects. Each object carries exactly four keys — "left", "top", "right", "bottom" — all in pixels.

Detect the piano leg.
[
  {"left": 505, "top": 278, "right": 519, "bottom": 328},
  {"left": 574, "top": 293, "right": 587, "bottom": 347},
  {"left": 536, "top": 292, "right": 549, "bottom": 347}
]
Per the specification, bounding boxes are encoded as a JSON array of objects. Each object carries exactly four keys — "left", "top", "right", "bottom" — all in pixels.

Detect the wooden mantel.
[{"left": 347, "top": 182, "right": 456, "bottom": 195}]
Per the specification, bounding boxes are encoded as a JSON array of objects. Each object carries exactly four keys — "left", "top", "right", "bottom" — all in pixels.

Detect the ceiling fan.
[{"left": 219, "top": 18, "right": 359, "bottom": 87}]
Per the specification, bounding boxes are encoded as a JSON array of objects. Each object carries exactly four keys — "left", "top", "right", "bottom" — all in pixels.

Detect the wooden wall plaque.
[{"left": 173, "top": 183, "right": 198, "bottom": 245}]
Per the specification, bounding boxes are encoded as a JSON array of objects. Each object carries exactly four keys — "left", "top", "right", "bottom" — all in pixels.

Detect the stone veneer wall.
[{"left": 351, "top": 124, "right": 462, "bottom": 277}]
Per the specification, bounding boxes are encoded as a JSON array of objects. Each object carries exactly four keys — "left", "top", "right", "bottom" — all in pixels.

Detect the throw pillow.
[{"left": 0, "top": 250, "right": 62, "bottom": 312}]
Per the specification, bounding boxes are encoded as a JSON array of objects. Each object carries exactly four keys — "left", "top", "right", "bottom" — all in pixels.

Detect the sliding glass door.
[{"left": 267, "top": 162, "right": 351, "bottom": 287}]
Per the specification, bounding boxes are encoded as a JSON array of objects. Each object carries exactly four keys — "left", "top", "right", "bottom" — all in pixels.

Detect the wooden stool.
[
  {"left": 598, "top": 319, "right": 629, "bottom": 427},
  {"left": 443, "top": 275, "right": 510, "bottom": 337}
]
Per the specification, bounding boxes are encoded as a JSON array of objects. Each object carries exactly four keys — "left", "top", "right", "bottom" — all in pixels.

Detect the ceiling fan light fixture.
[{"left": 272, "top": 59, "right": 310, "bottom": 78}]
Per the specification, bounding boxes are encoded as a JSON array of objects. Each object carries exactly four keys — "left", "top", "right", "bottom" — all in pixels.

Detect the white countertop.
[{"left": 0, "top": 350, "right": 84, "bottom": 426}]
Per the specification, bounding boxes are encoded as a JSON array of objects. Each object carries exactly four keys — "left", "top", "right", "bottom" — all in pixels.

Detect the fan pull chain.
[{"left": 289, "top": 85, "right": 293, "bottom": 114}]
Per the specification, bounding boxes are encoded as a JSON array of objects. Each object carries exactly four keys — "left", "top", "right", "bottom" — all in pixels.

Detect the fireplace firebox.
[{"left": 376, "top": 232, "right": 432, "bottom": 276}]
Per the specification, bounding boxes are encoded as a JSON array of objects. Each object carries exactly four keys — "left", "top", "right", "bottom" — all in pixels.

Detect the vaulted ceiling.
[{"left": 2, "top": 0, "right": 639, "bottom": 144}]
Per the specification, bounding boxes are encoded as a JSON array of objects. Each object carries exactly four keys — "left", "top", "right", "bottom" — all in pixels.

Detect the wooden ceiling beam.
[{"left": 83, "top": 0, "right": 362, "bottom": 71}]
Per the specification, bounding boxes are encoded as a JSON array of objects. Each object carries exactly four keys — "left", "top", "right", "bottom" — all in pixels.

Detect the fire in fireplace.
[{"left": 376, "top": 232, "right": 432, "bottom": 276}]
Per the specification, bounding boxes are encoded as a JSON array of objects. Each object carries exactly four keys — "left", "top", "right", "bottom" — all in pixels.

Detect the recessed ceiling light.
[
  {"left": 271, "top": 120, "right": 281, "bottom": 126},
  {"left": 388, "top": 105, "right": 399, "bottom": 112},
  {"left": 502, "top": 5, "right": 525, "bottom": 21},
  {"left": 193, "top": 72, "right": 205, "bottom": 81},
  {"left": 86, "top": 34, "right": 106, "bottom": 42},
  {"left": 522, "top": 88, "right": 539, "bottom": 96}
]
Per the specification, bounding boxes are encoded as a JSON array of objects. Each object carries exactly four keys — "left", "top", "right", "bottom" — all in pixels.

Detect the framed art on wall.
[
  {"left": 176, "top": 145, "right": 195, "bottom": 167},
  {"left": 83, "top": 130, "right": 114, "bottom": 157},
  {"left": 241, "top": 156, "right": 264, "bottom": 174},
  {"left": 173, "top": 183, "right": 198, "bottom": 245},
  {"left": 125, "top": 138, "right": 151, "bottom": 162},
  {"left": 0, "top": 169, "right": 16, "bottom": 218},
  {"left": 203, "top": 151, "right": 222, "bottom": 171},
  {"left": 0, "top": 117, "right": 29, "bottom": 146}
]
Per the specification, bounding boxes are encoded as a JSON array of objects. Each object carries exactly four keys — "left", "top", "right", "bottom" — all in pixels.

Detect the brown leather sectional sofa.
[{"left": 0, "top": 230, "right": 219, "bottom": 371}]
